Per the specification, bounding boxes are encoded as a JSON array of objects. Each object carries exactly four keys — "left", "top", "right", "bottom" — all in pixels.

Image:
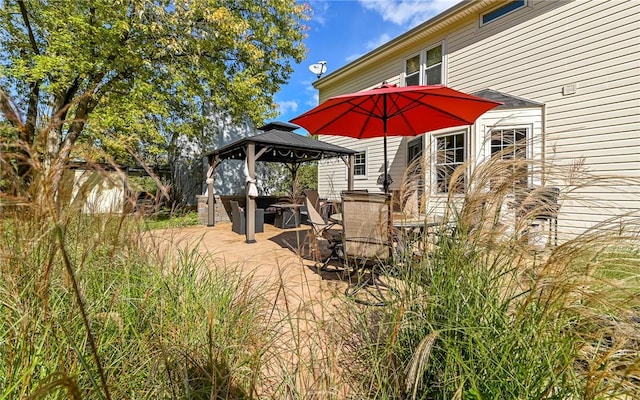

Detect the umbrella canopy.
[{"left": 290, "top": 84, "right": 502, "bottom": 192}]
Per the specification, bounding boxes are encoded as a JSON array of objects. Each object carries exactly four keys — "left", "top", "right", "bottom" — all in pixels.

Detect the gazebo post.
[
  {"left": 347, "top": 154, "right": 355, "bottom": 190},
  {"left": 245, "top": 142, "right": 257, "bottom": 243},
  {"left": 207, "top": 155, "right": 219, "bottom": 227}
]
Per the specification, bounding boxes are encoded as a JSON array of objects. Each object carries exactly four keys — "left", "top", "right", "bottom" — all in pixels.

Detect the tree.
[{"left": 0, "top": 0, "right": 308, "bottom": 196}]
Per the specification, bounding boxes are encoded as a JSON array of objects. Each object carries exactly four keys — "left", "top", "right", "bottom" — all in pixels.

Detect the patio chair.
[
  {"left": 302, "top": 189, "right": 334, "bottom": 222},
  {"left": 304, "top": 196, "right": 343, "bottom": 271},
  {"left": 303, "top": 189, "right": 321, "bottom": 214},
  {"left": 515, "top": 186, "right": 560, "bottom": 247},
  {"left": 230, "top": 201, "right": 264, "bottom": 235},
  {"left": 341, "top": 191, "right": 396, "bottom": 306}
]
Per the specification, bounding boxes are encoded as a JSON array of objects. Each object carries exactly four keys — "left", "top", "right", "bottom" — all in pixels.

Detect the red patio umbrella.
[{"left": 290, "top": 83, "right": 502, "bottom": 193}]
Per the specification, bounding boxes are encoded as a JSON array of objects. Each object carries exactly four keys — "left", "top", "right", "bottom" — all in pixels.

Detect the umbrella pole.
[
  {"left": 383, "top": 133, "right": 388, "bottom": 193},
  {"left": 383, "top": 94, "right": 389, "bottom": 194},
  {"left": 383, "top": 113, "right": 393, "bottom": 259}
]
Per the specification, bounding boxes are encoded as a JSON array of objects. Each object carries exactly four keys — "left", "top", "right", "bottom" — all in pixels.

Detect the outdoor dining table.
[
  {"left": 271, "top": 203, "right": 303, "bottom": 228},
  {"left": 329, "top": 213, "right": 444, "bottom": 255},
  {"left": 329, "top": 213, "right": 441, "bottom": 227}
]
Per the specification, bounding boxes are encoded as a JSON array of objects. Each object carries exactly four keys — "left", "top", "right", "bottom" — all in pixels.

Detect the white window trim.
[
  {"left": 402, "top": 41, "right": 446, "bottom": 86},
  {"left": 431, "top": 129, "right": 468, "bottom": 196},
  {"left": 403, "top": 51, "right": 421, "bottom": 86},
  {"left": 486, "top": 124, "right": 534, "bottom": 186},
  {"left": 424, "top": 42, "right": 444, "bottom": 85},
  {"left": 487, "top": 125, "right": 533, "bottom": 159},
  {"left": 348, "top": 149, "right": 368, "bottom": 180}
]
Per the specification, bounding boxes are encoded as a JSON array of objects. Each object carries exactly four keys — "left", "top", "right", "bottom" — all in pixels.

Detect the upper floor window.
[
  {"left": 404, "top": 43, "right": 443, "bottom": 86},
  {"left": 435, "top": 131, "right": 466, "bottom": 194},
  {"left": 425, "top": 45, "right": 442, "bottom": 85},
  {"left": 405, "top": 54, "right": 420, "bottom": 86},
  {"left": 481, "top": 0, "right": 526, "bottom": 25}
]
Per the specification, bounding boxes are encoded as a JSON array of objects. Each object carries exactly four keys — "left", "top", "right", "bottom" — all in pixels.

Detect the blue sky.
[{"left": 272, "top": 0, "right": 458, "bottom": 126}]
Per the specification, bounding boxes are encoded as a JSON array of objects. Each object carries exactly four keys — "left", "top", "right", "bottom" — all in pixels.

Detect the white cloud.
[
  {"left": 346, "top": 33, "right": 392, "bottom": 62},
  {"left": 358, "top": 0, "right": 459, "bottom": 28},
  {"left": 309, "top": 0, "right": 330, "bottom": 26},
  {"left": 300, "top": 80, "right": 320, "bottom": 108},
  {"left": 307, "top": 92, "right": 320, "bottom": 107},
  {"left": 277, "top": 100, "right": 298, "bottom": 115}
]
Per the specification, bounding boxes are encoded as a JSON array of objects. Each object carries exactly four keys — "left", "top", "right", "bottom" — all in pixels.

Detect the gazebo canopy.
[
  {"left": 206, "top": 121, "right": 357, "bottom": 164},
  {"left": 204, "top": 121, "right": 356, "bottom": 243}
]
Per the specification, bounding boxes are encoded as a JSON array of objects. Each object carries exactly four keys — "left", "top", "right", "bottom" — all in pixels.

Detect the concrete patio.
[
  {"left": 145, "top": 222, "right": 350, "bottom": 307},
  {"left": 144, "top": 221, "right": 355, "bottom": 396}
]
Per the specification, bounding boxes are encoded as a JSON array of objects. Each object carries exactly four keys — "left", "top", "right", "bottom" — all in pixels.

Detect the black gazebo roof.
[{"left": 206, "top": 121, "right": 356, "bottom": 164}]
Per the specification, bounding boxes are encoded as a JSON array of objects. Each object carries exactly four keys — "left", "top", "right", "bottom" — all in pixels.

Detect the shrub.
[{"left": 338, "top": 157, "right": 640, "bottom": 399}]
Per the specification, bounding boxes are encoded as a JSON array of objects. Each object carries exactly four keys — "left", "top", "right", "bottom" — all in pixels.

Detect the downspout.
[{"left": 541, "top": 104, "right": 547, "bottom": 183}]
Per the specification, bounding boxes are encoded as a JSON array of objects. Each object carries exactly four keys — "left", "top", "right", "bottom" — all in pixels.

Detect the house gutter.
[{"left": 314, "top": 0, "right": 492, "bottom": 92}]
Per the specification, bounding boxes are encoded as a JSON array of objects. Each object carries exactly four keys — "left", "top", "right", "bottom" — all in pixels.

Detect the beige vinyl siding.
[
  {"left": 315, "top": 0, "right": 639, "bottom": 238},
  {"left": 318, "top": 64, "right": 402, "bottom": 102},
  {"left": 317, "top": 135, "right": 404, "bottom": 199},
  {"left": 446, "top": 0, "right": 640, "bottom": 236}
]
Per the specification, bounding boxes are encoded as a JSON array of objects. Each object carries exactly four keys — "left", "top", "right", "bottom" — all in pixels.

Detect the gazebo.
[{"left": 205, "top": 121, "right": 357, "bottom": 243}]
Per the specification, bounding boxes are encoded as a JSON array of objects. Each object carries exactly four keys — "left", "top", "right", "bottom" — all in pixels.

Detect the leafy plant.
[
  {"left": 0, "top": 0, "right": 309, "bottom": 195},
  {"left": 336, "top": 156, "right": 640, "bottom": 399}
]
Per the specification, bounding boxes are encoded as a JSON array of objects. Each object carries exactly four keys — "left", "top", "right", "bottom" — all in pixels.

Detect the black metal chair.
[{"left": 304, "top": 197, "right": 343, "bottom": 271}]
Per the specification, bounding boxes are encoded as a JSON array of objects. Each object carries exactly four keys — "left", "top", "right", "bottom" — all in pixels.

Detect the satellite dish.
[{"left": 308, "top": 61, "right": 327, "bottom": 79}]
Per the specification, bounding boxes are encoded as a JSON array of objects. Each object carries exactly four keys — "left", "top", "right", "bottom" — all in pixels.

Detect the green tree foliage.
[
  {"left": 0, "top": 0, "right": 309, "bottom": 191},
  {"left": 295, "top": 162, "right": 318, "bottom": 191}
]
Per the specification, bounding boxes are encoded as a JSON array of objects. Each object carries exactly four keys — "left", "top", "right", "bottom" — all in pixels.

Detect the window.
[
  {"left": 481, "top": 0, "right": 526, "bottom": 25},
  {"left": 407, "top": 136, "right": 423, "bottom": 166},
  {"left": 435, "top": 132, "right": 466, "bottom": 193},
  {"left": 404, "top": 43, "right": 443, "bottom": 86},
  {"left": 405, "top": 54, "right": 420, "bottom": 86},
  {"left": 490, "top": 127, "right": 529, "bottom": 188},
  {"left": 425, "top": 45, "right": 442, "bottom": 85},
  {"left": 407, "top": 136, "right": 424, "bottom": 202},
  {"left": 354, "top": 151, "right": 366, "bottom": 177}
]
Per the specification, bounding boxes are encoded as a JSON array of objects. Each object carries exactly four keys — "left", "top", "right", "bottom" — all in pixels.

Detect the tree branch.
[
  {"left": 0, "top": 87, "right": 23, "bottom": 129},
  {"left": 52, "top": 77, "right": 80, "bottom": 125},
  {"left": 17, "top": 1, "right": 41, "bottom": 144},
  {"left": 17, "top": 0, "right": 40, "bottom": 55}
]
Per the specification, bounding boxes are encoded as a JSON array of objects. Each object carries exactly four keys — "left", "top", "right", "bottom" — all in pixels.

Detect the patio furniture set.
[
  {"left": 229, "top": 186, "right": 560, "bottom": 306},
  {"left": 215, "top": 83, "right": 559, "bottom": 305},
  {"left": 304, "top": 190, "right": 449, "bottom": 306}
]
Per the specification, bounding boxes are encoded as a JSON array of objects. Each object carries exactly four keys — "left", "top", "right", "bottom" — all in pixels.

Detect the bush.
[
  {"left": 0, "top": 208, "right": 272, "bottom": 398},
  {"left": 337, "top": 157, "right": 640, "bottom": 399}
]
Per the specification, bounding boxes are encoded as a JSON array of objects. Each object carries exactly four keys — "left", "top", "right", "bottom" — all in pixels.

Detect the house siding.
[
  {"left": 315, "top": 0, "right": 639, "bottom": 238},
  {"left": 318, "top": 135, "right": 405, "bottom": 199},
  {"left": 446, "top": 0, "right": 640, "bottom": 234}
]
